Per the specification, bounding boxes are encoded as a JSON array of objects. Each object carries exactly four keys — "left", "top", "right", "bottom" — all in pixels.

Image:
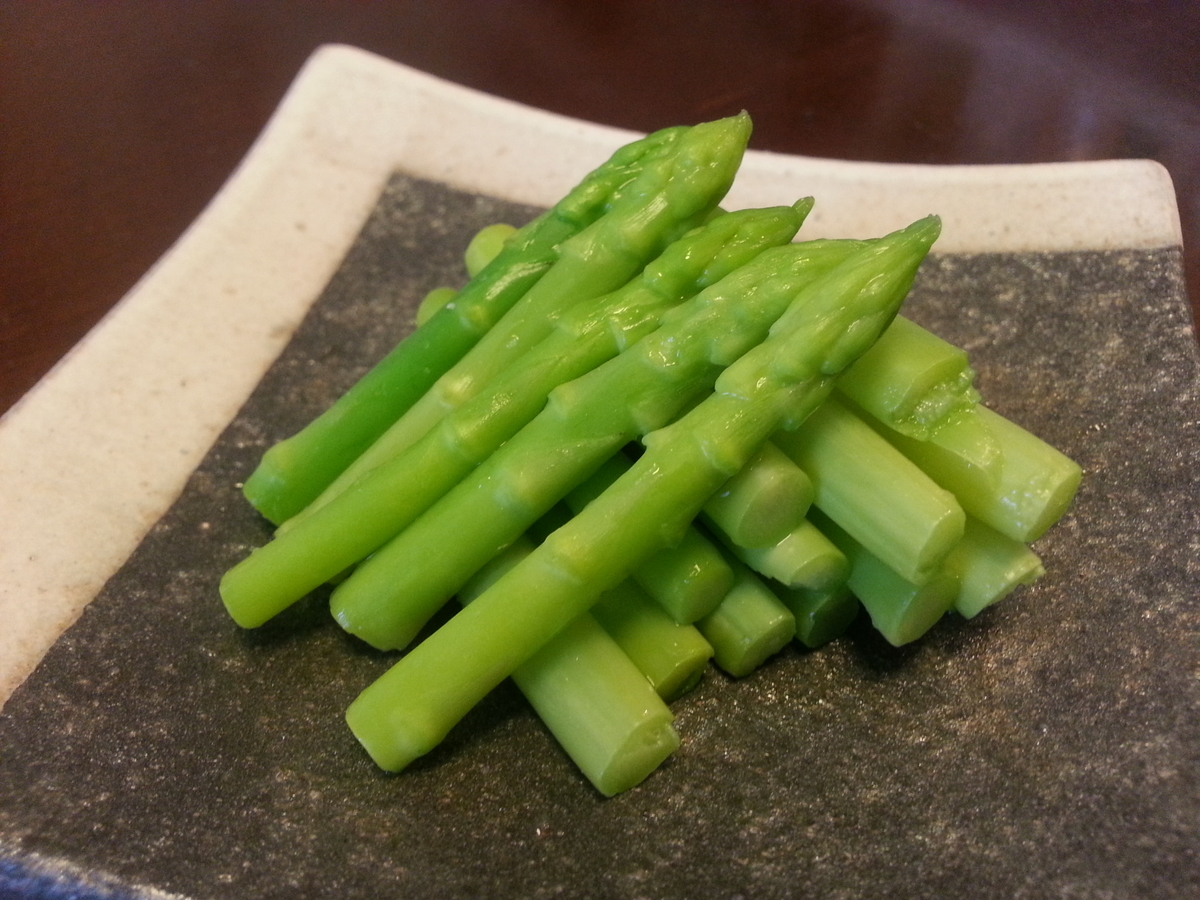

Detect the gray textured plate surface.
[{"left": 1, "top": 169, "right": 1197, "bottom": 900}]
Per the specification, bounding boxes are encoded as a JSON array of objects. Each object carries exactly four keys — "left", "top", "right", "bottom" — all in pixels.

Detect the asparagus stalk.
[
  {"left": 565, "top": 452, "right": 735, "bottom": 624},
  {"left": 812, "top": 511, "right": 959, "bottom": 646},
  {"left": 591, "top": 581, "right": 715, "bottom": 702},
  {"left": 242, "top": 124, "right": 687, "bottom": 525},
  {"left": 697, "top": 554, "right": 796, "bottom": 677},
  {"left": 344, "top": 216, "right": 940, "bottom": 773},
  {"left": 702, "top": 440, "right": 814, "bottom": 549},
  {"left": 774, "top": 581, "right": 860, "bottom": 649},
  {"left": 942, "top": 516, "right": 1045, "bottom": 618},
  {"left": 772, "top": 395, "right": 965, "bottom": 585},
  {"left": 835, "top": 314, "right": 979, "bottom": 439},
  {"left": 299, "top": 115, "right": 753, "bottom": 519},
  {"left": 528, "top": 504, "right": 715, "bottom": 699},
  {"left": 220, "top": 204, "right": 806, "bottom": 629},
  {"left": 711, "top": 517, "right": 849, "bottom": 591},
  {"left": 458, "top": 538, "right": 679, "bottom": 796},
  {"left": 874, "top": 404, "right": 1082, "bottom": 543},
  {"left": 328, "top": 237, "right": 866, "bottom": 649}
]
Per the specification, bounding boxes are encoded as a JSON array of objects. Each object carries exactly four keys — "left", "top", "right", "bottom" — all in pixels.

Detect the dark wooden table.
[{"left": 3, "top": 0, "right": 1197, "bottom": 415}]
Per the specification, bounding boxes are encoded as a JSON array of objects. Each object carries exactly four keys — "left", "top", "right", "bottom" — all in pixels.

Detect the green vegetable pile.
[{"left": 220, "top": 114, "right": 1081, "bottom": 796}]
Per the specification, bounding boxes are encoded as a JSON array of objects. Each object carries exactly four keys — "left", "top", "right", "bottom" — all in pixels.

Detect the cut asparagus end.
[
  {"left": 464, "top": 223, "right": 518, "bottom": 277},
  {"left": 944, "top": 517, "right": 1045, "bottom": 619},
  {"left": 814, "top": 511, "right": 958, "bottom": 646},
  {"left": 591, "top": 581, "right": 714, "bottom": 702},
  {"left": 698, "top": 556, "right": 796, "bottom": 677},
  {"left": 879, "top": 404, "right": 1082, "bottom": 543},
  {"left": 703, "top": 440, "right": 814, "bottom": 549},
  {"left": 774, "top": 396, "right": 965, "bottom": 585},
  {"left": 415, "top": 286, "right": 457, "bottom": 326},
  {"left": 714, "top": 516, "right": 849, "bottom": 592},
  {"left": 776, "top": 581, "right": 860, "bottom": 649}
]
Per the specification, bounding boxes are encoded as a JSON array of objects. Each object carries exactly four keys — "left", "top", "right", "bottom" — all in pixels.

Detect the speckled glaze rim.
[{"left": 0, "top": 43, "right": 1183, "bottom": 707}]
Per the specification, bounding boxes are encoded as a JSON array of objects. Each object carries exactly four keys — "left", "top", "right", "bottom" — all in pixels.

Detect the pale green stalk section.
[
  {"left": 465, "top": 223, "right": 518, "bottom": 278},
  {"left": 710, "top": 516, "right": 848, "bottom": 591},
  {"left": 566, "top": 453, "right": 734, "bottom": 624},
  {"left": 221, "top": 205, "right": 805, "bottom": 629},
  {"left": 344, "top": 217, "right": 940, "bottom": 772},
  {"left": 876, "top": 404, "right": 1082, "bottom": 542},
  {"left": 330, "top": 238, "right": 865, "bottom": 650},
  {"left": 302, "top": 115, "right": 752, "bottom": 518},
  {"left": 591, "top": 581, "right": 714, "bottom": 702},
  {"left": 774, "top": 581, "right": 860, "bottom": 649},
  {"left": 242, "top": 124, "right": 687, "bottom": 525},
  {"left": 702, "top": 440, "right": 813, "bottom": 548},
  {"left": 812, "top": 511, "right": 958, "bottom": 646},
  {"left": 773, "top": 395, "right": 965, "bottom": 585},
  {"left": 459, "top": 538, "right": 678, "bottom": 797},
  {"left": 697, "top": 553, "right": 795, "bottom": 677},
  {"left": 943, "top": 517, "right": 1045, "bottom": 618},
  {"left": 835, "top": 315, "right": 979, "bottom": 439}
]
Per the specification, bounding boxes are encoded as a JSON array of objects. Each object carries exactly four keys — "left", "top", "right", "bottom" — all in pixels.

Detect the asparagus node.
[
  {"left": 943, "top": 516, "right": 1045, "bottom": 619},
  {"left": 710, "top": 516, "right": 849, "bottom": 592},
  {"left": 300, "top": 115, "right": 753, "bottom": 519},
  {"left": 813, "top": 511, "right": 958, "bottom": 646},
  {"left": 455, "top": 538, "right": 679, "bottom": 796},
  {"left": 773, "top": 395, "right": 965, "bottom": 585},
  {"left": 774, "top": 581, "right": 860, "bottom": 649},
  {"left": 703, "top": 440, "right": 814, "bottom": 548},
  {"left": 566, "top": 453, "right": 735, "bottom": 623},
  {"left": 344, "top": 217, "right": 941, "bottom": 772},
  {"left": 697, "top": 554, "right": 796, "bottom": 678},
  {"left": 591, "top": 581, "right": 714, "bottom": 702},
  {"left": 876, "top": 404, "right": 1082, "bottom": 543},
  {"left": 835, "top": 314, "right": 979, "bottom": 439},
  {"left": 240, "top": 125, "right": 686, "bottom": 526}
]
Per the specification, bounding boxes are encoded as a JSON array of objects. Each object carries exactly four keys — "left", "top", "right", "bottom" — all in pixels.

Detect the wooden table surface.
[{"left": 3, "top": 0, "right": 1197, "bottom": 416}]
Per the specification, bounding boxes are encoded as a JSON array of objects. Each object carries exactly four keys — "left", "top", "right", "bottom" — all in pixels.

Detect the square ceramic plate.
[{"left": 1, "top": 45, "right": 1196, "bottom": 900}]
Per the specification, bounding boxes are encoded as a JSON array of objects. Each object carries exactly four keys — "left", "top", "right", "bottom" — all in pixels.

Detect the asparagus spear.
[
  {"left": 835, "top": 314, "right": 979, "bottom": 439},
  {"left": 328, "top": 237, "right": 866, "bottom": 649},
  {"left": 774, "top": 581, "right": 861, "bottom": 649},
  {"left": 773, "top": 395, "right": 965, "bottom": 585},
  {"left": 942, "top": 516, "right": 1045, "bottom": 618},
  {"left": 458, "top": 538, "right": 679, "bottom": 796},
  {"left": 298, "top": 115, "right": 753, "bottom": 519},
  {"left": 697, "top": 554, "right": 796, "bottom": 677},
  {"left": 242, "top": 124, "right": 687, "bottom": 525},
  {"left": 703, "top": 440, "right": 814, "bottom": 549},
  {"left": 528, "top": 504, "right": 715, "bottom": 699},
  {"left": 345, "top": 216, "right": 940, "bottom": 773},
  {"left": 711, "top": 517, "right": 849, "bottom": 591},
  {"left": 565, "top": 452, "right": 735, "bottom": 624},
  {"left": 811, "top": 510, "right": 959, "bottom": 646},
  {"left": 591, "top": 581, "right": 715, "bottom": 702},
  {"left": 875, "top": 403, "right": 1081, "bottom": 543},
  {"left": 220, "top": 204, "right": 806, "bottom": 629}
]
